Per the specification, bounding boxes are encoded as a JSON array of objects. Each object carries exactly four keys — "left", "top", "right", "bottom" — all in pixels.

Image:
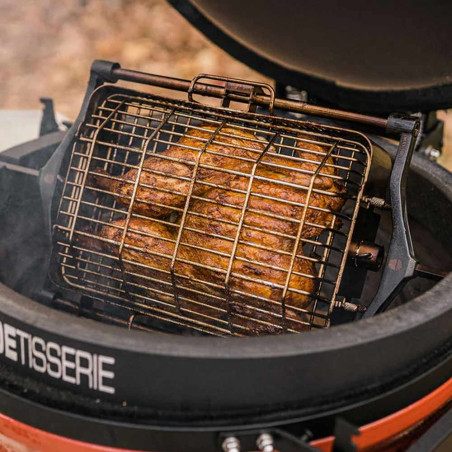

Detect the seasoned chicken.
[
  {"left": 180, "top": 189, "right": 318, "bottom": 334},
  {"left": 91, "top": 124, "right": 343, "bottom": 229},
  {"left": 91, "top": 124, "right": 270, "bottom": 218},
  {"left": 81, "top": 218, "right": 177, "bottom": 304},
  {"left": 84, "top": 125, "right": 347, "bottom": 334},
  {"left": 87, "top": 214, "right": 317, "bottom": 335},
  {"left": 194, "top": 165, "right": 344, "bottom": 241}
]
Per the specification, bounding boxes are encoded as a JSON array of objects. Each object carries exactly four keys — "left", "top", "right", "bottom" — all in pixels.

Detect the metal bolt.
[
  {"left": 423, "top": 145, "right": 441, "bottom": 161},
  {"left": 285, "top": 86, "right": 308, "bottom": 102},
  {"left": 222, "top": 436, "right": 241, "bottom": 452},
  {"left": 347, "top": 240, "right": 384, "bottom": 271},
  {"left": 256, "top": 433, "right": 274, "bottom": 452},
  {"left": 362, "top": 196, "right": 391, "bottom": 210},
  {"left": 346, "top": 302, "right": 358, "bottom": 312},
  {"left": 334, "top": 299, "right": 367, "bottom": 313},
  {"left": 300, "top": 429, "right": 313, "bottom": 443},
  {"left": 284, "top": 86, "right": 307, "bottom": 118}
]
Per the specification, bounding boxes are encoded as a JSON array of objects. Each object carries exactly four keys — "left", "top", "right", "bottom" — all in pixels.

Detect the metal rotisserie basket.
[{"left": 49, "top": 65, "right": 372, "bottom": 336}]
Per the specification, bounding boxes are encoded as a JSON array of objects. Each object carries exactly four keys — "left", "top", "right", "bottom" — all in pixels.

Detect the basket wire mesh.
[{"left": 51, "top": 87, "right": 371, "bottom": 336}]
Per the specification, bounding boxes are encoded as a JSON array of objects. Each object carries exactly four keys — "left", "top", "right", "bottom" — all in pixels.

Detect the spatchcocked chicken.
[{"left": 87, "top": 124, "right": 345, "bottom": 334}]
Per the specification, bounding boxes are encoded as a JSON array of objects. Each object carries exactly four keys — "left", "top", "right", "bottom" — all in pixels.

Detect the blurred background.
[{"left": 1, "top": 0, "right": 451, "bottom": 169}]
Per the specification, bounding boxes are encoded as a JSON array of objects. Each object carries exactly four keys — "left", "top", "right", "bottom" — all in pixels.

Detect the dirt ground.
[
  {"left": 0, "top": 0, "right": 267, "bottom": 116},
  {"left": 1, "top": 0, "right": 451, "bottom": 169}
]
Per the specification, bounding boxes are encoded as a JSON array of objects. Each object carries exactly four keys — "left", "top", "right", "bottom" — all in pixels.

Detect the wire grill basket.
[{"left": 50, "top": 83, "right": 372, "bottom": 336}]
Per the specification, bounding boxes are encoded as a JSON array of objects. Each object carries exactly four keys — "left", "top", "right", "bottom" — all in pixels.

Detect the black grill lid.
[{"left": 168, "top": 0, "right": 452, "bottom": 114}]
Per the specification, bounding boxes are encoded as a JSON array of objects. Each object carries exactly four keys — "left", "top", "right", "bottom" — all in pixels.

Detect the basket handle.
[{"left": 188, "top": 73, "right": 275, "bottom": 115}]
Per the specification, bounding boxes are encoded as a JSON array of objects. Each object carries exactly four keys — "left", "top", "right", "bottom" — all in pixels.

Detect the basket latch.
[{"left": 188, "top": 74, "right": 275, "bottom": 115}]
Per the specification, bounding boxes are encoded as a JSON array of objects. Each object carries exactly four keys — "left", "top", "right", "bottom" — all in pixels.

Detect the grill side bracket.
[{"left": 363, "top": 119, "right": 420, "bottom": 317}]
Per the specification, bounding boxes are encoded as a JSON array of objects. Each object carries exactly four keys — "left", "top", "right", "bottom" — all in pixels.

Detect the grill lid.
[{"left": 168, "top": 0, "right": 452, "bottom": 113}]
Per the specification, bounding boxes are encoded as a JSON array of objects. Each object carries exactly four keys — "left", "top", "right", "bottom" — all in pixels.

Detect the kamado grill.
[{"left": 0, "top": 1, "right": 451, "bottom": 451}]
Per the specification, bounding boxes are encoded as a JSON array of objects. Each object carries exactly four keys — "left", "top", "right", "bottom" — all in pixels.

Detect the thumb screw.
[
  {"left": 222, "top": 436, "right": 241, "bottom": 452},
  {"left": 256, "top": 433, "right": 274, "bottom": 452}
]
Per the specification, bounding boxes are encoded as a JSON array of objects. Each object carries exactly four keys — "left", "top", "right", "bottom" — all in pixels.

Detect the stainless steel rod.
[{"left": 112, "top": 67, "right": 388, "bottom": 129}]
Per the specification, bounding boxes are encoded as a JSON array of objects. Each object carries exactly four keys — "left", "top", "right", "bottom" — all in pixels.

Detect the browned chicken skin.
[
  {"left": 180, "top": 189, "right": 318, "bottom": 334},
  {"left": 90, "top": 213, "right": 317, "bottom": 335},
  {"left": 83, "top": 218, "right": 176, "bottom": 303},
  {"left": 91, "top": 124, "right": 344, "bottom": 234},
  {"left": 218, "top": 167, "right": 344, "bottom": 240},
  {"left": 92, "top": 125, "right": 271, "bottom": 217},
  {"left": 86, "top": 125, "right": 346, "bottom": 334}
]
